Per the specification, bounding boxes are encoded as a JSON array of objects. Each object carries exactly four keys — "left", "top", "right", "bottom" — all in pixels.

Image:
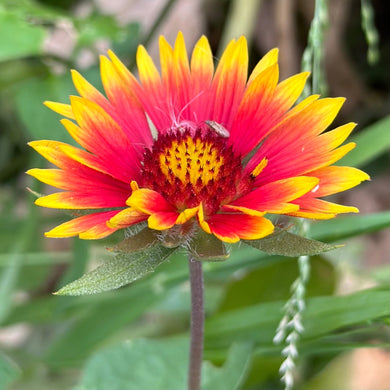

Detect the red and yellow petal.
[
  {"left": 99, "top": 55, "right": 153, "bottom": 147},
  {"left": 71, "top": 70, "right": 111, "bottom": 113},
  {"left": 230, "top": 63, "right": 279, "bottom": 155},
  {"left": 107, "top": 49, "right": 146, "bottom": 111},
  {"left": 27, "top": 140, "right": 138, "bottom": 186},
  {"left": 190, "top": 36, "right": 214, "bottom": 118},
  {"left": 247, "top": 48, "right": 278, "bottom": 84},
  {"left": 45, "top": 210, "right": 119, "bottom": 239},
  {"left": 259, "top": 97, "right": 346, "bottom": 156},
  {"left": 44, "top": 101, "right": 75, "bottom": 119},
  {"left": 272, "top": 71, "right": 310, "bottom": 118},
  {"left": 226, "top": 176, "right": 319, "bottom": 215},
  {"left": 289, "top": 198, "right": 359, "bottom": 219},
  {"left": 136, "top": 44, "right": 162, "bottom": 89},
  {"left": 248, "top": 100, "right": 357, "bottom": 186},
  {"left": 135, "top": 45, "right": 169, "bottom": 132},
  {"left": 198, "top": 207, "right": 275, "bottom": 243},
  {"left": 252, "top": 141, "right": 356, "bottom": 187},
  {"left": 64, "top": 97, "right": 141, "bottom": 181},
  {"left": 35, "top": 190, "right": 129, "bottom": 210},
  {"left": 305, "top": 166, "right": 370, "bottom": 197},
  {"left": 26, "top": 167, "right": 131, "bottom": 193},
  {"left": 159, "top": 32, "right": 191, "bottom": 114},
  {"left": 210, "top": 37, "right": 248, "bottom": 128}
]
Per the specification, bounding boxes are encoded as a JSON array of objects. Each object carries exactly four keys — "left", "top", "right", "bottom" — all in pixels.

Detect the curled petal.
[
  {"left": 199, "top": 211, "right": 275, "bottom": 243},
  {"left": 148, "top": 212, "right": 179, "bottom": 230},
  {"left": 107, "top": 208, "right": 148, "bottom": 229},
  {"left": 126, "top": 188, "right": 175, "bottom": 214},
  {"left": 176, "top": 206, "right": 199, "bottom": 224}
]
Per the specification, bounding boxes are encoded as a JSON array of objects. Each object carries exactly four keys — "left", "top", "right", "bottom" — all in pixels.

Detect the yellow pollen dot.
[
  {"left": 159, "top": 136, "right": 224, "bottom": 187},
  {"left": 251, "top": 158, "right": 268, "bottom": 177}
]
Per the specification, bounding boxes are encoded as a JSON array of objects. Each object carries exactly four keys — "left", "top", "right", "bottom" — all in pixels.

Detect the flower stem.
[{"left": 188, "top": 256, "right": 204, "bottom": 390}]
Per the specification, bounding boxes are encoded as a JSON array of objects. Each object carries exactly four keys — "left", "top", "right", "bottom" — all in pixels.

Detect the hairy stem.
[{"left": 188, "top": 256, "right": 204, "bottom": 390}]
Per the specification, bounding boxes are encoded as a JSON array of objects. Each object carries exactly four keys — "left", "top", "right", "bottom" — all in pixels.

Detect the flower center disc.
[{"left": 141, "top": 128, "right": 248, "bottom": 214}]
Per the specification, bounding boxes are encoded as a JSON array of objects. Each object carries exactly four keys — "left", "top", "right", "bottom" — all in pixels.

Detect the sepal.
[
  {"left": 188, "top": 229, "right": 229, "bottom": 261},
  {"left": 111, "top": 227, "right": 158, "bottom": 253}
]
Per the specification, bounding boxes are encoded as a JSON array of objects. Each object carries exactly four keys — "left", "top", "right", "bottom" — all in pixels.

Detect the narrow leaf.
[
  {"left": 55, "top": 245, "right": 176, "bottom": 295},
  {"left": 338, "top": 116, "right": 390, "bottom": 167},
  {"left": 310, "top": 211, "right": 390, "bottom": 242},
  {"left": 243, "top": 228, "right": 339, "bottom": 257},
  {"left": 205, "top": 289, "right": 390, "bottom": 349},
  {"left": 0, "top": 352, "right": 21, "bottom": 389}
]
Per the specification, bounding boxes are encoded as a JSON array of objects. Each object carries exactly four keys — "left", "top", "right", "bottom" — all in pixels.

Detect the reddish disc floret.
[{"left": 140, "top": 127, "right": 253, "bottom": 215}]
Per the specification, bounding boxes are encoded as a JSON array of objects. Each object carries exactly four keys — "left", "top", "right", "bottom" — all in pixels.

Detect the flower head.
[{"left": 28, "top": 32, "right": 368, "bottom": 244}]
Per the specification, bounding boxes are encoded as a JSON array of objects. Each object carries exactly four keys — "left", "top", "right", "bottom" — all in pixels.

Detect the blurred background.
[{"left": 0, "top": 0, "right": 389, "bottom": 389}]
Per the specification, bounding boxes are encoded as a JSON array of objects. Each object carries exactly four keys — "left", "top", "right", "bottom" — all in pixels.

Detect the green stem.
[{"left": 188, "top": 256, "right": 204, "bottom": 390}]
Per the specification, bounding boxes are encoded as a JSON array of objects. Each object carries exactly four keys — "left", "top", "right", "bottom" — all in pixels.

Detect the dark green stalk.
[{"left": 142, "top": 0, "right": 177, "bottom": 48}]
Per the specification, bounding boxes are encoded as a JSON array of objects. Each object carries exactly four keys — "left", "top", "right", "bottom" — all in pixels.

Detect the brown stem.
[{"left": 188, "top": 256, "right": 204, "bottom": 390}]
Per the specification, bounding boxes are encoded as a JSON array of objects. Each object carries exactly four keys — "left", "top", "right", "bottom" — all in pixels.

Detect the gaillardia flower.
[{"left": 28, "top": 32, "right": 368, "bottom": 244}]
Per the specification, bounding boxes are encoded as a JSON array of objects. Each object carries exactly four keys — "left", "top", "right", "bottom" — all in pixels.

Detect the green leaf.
[
  {"left": 217, "top": 256, "right": 335, "bottom": 311},
  {"left": 15, "top": 66, "right": 104, "bottom": 144},
  {"left": 0, "top": 8, "right": 47, "bottom": 61},
  {"left": 0, "top": 251, "right": 23, "bottom": 323},
  {"left": 75, "top": 14, "right": 127, "bottom": 48},
  {"left": 45, "top": 292, "right": 163, "bottom": 368},
  {"left": 2, "top": 0, "right": 70, "bottom": 23},
  {"left": 310, "top": 212, "right": 390, "bottom": 242},
  {"left": 301, "top": 289, "right": 390, "bottom": 339},
  {"left": 205, "top": 289, "right": 390, "bottom": 350},
  {"left": 15, "top": 73, "right": 77, "bottom": 144},
  {"left": 202, "top": 342, "right": 253, "bottom": 390},
  {"left": 243, "top": 228, "right": 339, "bottom": 257},
  {"left": 338, "top": 116, "right": 390, "bottom": 167},
  {"left": 55, "top": 245, "right": 177, "bottom": 295},
  {"left": 77, "top": 338, "right": 252, "bottom": 390},
  {"left": 190, "top": 230, "right": 229, "bottom": 261},
  {"left": 77, "top": 337, "right": 188, "bottom": 390},
  {"left": 0, "top": 352, "right": 21, "bottom": 389},
  {"left": 43, "top": 254, "right": 189, "bottom": 367}
]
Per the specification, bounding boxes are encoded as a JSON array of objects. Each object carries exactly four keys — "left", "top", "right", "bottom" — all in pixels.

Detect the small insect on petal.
[{"left": 205, "top": 120, "right": 230, "bottom": 138}]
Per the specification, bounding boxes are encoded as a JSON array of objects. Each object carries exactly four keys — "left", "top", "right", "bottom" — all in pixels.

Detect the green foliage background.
[{"left": 0, "top": 0, "right": 389, "bottom": 389}]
